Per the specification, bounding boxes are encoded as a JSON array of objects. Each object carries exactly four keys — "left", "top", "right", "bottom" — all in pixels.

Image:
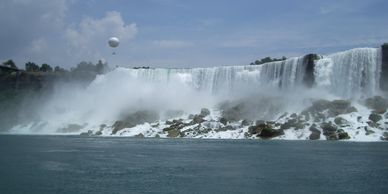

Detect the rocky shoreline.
[{"left": 77, "top": 95, "right": 388, "bottom": 141}]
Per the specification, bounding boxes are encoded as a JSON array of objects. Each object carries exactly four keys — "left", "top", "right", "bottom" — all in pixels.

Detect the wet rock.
[
  {"left": 367, "top": 121, "right": 380, "bottom": 128},
  {"left": 134, "top": 133, "right": 145, "bottom": 138},
  {"left": 219, "top": 117, "right": 228, "bottom": 125},
  {"left": 364, "top": 127, "right": 375, "bottom": 135},
  {"left": 200, "top": 108, "right": 210, "bottom": 117},
  {"left": 365, "top": 96, "right": 388, "bottom": 110},
  {"left": 167, "top": 129, "right": 181, "bottom": 138},
  {"left": 381, "top": 132, "right": 388, "bottom": 141},
  {"left": 241, "top": 119, "right": 250, "bottom": 127},
  {"left": 337, "top": 129, "right": 350, "bottom": 140},
  {"left": 309, "top": 124, "right": 321, "bottom": 140},
  {"left": 280, "top": 119, "right": 305, "bottom": 130},
  {"left": 290, "top": 113, "right": 298, "bottom": 119},
  {"left": 248, "top": 123, "right": 284, "bottom": 139},
  {"left": 346, "top": 106, "right": 358, "bottom": 113},
  {"left": 328, "top": 100, "right": 351, "bottom": 117},
  {"left": 191, "top": 114, "right": 205, "bottom": 124},
  {"left": 369, "top": 113, "right": 382, "bottom": 123},
  {"left": 309, "top": 99, "right": 331, "bottom": 112},
  {"left": 321, "top": 122, "right": 338, "bottom": 140},
  {"left": 334, "top": 117, "right": 348, "bottom": 127},
  {"left": 300, "top": 111, "right": 310, "bottom": 122},
  {"left": 95, "top": 131, "right": 102, "bottom": 136},
  {"left": 80, "top": 130, "right": 93, "bottom": 136}
]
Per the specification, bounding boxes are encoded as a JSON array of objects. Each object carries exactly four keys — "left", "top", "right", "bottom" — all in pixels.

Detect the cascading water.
[{"left": 314, "top": 48, "right": 381, "bottom": 98}]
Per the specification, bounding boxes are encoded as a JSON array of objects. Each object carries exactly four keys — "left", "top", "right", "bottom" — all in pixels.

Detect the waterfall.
[
  {"left": 118, "top": 56, "right": 307, "bottom": 95},
  {"left": 314, "top": 48, "right": 381, "bottom": 98}
]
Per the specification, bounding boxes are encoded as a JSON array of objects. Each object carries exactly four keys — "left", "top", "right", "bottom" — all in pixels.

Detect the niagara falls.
[{"left": 1, "top": 0, "right": 388, "bottom": 194}]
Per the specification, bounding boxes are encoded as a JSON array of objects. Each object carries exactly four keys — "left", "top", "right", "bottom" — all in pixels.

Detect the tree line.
[
  {"left": 250, "top": 56, "right": 287, "bottom": 65},
  {"left": 1, "top": 59, "right": 108, "bottom": 74}
]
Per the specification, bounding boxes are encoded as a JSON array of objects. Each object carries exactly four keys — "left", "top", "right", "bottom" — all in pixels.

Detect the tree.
[
  {"left": 54, "top": 66, "right": 66, "bottom": 73},
  {"left": 96, "top": 60, "right": 105, "bottom": 74},
  {"left": 2, "top": 60, "right": 17, "bottom": 69},
  {"left": 40, "top": 63, "right": 53, "bottom": 72},
  {"left": 25, "top": 62, "right": 40, "bottom": 72}
]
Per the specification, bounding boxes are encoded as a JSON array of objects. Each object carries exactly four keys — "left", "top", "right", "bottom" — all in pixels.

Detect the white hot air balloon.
[
  {"left": 108, "top": 37, "right": 120, "bottom": 55},
  {"left": 108, "top": 37, "right": 120, "bottom": 48}
]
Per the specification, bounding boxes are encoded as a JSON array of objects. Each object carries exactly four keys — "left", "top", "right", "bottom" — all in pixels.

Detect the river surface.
[{"left": 0, "top": 135, "right": 387, "bottom": 194}]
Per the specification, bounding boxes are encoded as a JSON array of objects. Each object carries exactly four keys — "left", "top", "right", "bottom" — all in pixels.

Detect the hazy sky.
[{"left": 1, "top": 0, "right": 388, "bottom": 68}]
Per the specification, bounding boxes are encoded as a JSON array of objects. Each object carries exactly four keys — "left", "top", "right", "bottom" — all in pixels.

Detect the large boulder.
[
  {"left": 309, "top": 125, "right": 321, "bottom": 140},
  {"left": 369, "top": 113, "right": 382, "bottom": 123},
  {"left": 248, "top": 123, "right": 284, "bottom": 139},
  {"left": 167, "top": 129, "right": 181, "bottom": 138},
  {"left": 337, "top": 129, "right": 350, "bottom": 140},
  {"left": 321, "top": 122, "right": 338, "bottom": 140}
]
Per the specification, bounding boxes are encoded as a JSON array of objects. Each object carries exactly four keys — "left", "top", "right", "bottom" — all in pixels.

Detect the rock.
[
  {"left": 309, "top": 99, "right": 331, "bottom": 112},
  {"left": 191, "top": 114, "right": 205, "bottom": 124},
  {"left": 167, "top": 129, "right": 181, "bottom": 138},
  {"left": 219, "top": 117, "right": 228, "bottom": 125},
  {"left": 280, "top": 119, "right": 305, "bottom": 130},
  {"left": 321, "top": 122, "right": 338, "bottom": 140},
  {"left": 290, "top": 113, "right": 298, "bottom": 118},
  {"left": 369, "top": 113, "right": 382, "bottom": 123},
  {"left": 300, "top": 111, "right": 310, "bottom": 122},
  {"left": 364, "top": 127, "right": 375, "bottom": 135},
  {"left": 367, "top": 121, "right": 380, "bottom": 128},
  {"left": 337, "top": 129, "right": 350, "bottom": 140},
  {"left": 134, "top": 133, "right": 145, "bottom": 138},
  {"left": 241, "top": 119, "right": 250, "bottom": 127},
  {"left": 95, "top": 131, "right": 102, "bottom": 136},
  {"left": 248, "top": 123, "right": 284, "bottom": 139},
  {"left": 258, "top": 127, "right": 284, "bottom": 139},
  {"left": 334, "top": 117, "right": 348, "bottom": 126},
  {"left": 309, "top": 125, "right": 321, "bottom": 140},
  {"left": 155, "top": 134, "right": 160, "bottom": 138},
  {"left": 381, "top": 132, "right": 388, "bottom": 141},
  {"left": 328, "top": 100, "right": 351, "bottom": 117},
  {"left": 80, "top": 130, "right": 93, "bottom": 136},
  {"left": 200, "top": 108, "right": 210, "bottom": 117},
  {"left": 346, "top": 106, "right": 358, "bottom": 113},
  {"left": 365, "top": 96, "right": 388, "bottom": 110}
]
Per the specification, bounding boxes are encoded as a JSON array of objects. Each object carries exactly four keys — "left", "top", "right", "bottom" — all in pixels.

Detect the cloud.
[
  {"left": 65, "top": 11, "right": 138, "bottom": 62},
  {"left": 152, "top": 40, "right": 194, "bottom": 48}
]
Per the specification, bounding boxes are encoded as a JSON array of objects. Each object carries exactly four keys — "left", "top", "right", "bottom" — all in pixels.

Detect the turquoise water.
[{"left": 0, "top": 135, "right": 387, "bottom": 194}]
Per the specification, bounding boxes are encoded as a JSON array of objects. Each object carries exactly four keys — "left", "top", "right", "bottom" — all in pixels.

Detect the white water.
[{"left": 9, "top": 47, "right": 386, "bottom": 140}]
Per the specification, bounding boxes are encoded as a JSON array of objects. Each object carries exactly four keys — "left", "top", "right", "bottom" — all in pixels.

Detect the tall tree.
[
  {"left": 25, "top": 62, "right": 39, "bottom": 72},
  {"left": 40, "top": 63, "right": 53, "bottom": 72},
  {"left": 2, "top": 59, "right": 17, "bottom": 69}
]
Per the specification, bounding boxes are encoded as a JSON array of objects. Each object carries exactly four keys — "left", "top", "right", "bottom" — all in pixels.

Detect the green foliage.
[
  {"left": 251, "top": 56, "right": 287, "bottom": 65},
  {"left": 2, "top": 59, "right": 17, "bottom": 69},
  {"left": 40, "top": 63, "right": 53, "bottom": 72},
  {"left": 25, "top": 62, "right": 40, "bottom": 72},
  {"left": 54, "top": 66, "right": 67, "bottom": 73}
]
